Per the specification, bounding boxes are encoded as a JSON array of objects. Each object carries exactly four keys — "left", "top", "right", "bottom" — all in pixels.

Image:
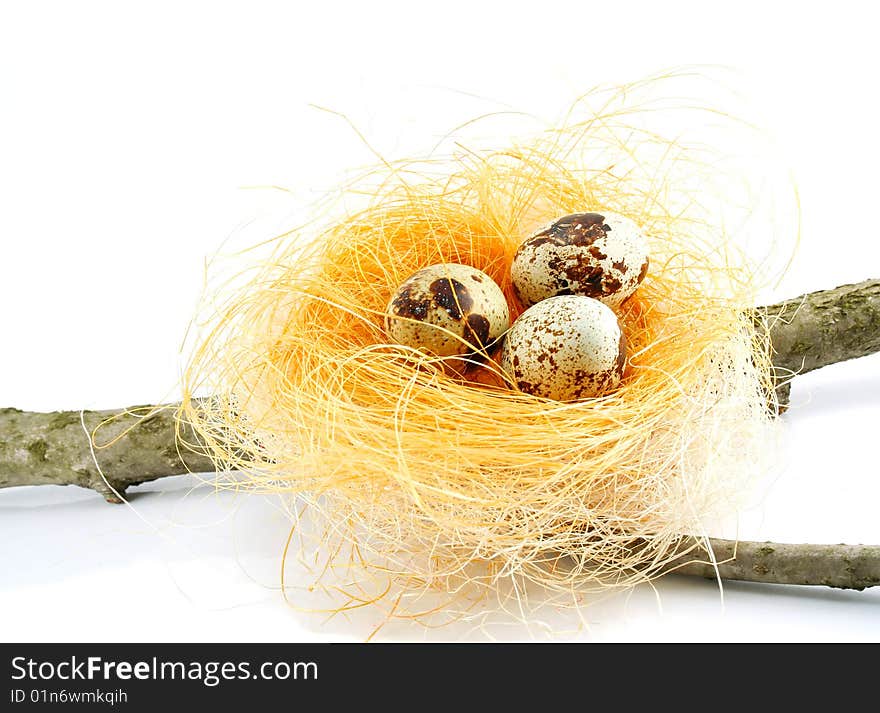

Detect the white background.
[{"left": 1, "top": 1, "right": 878, "bottom": 641}]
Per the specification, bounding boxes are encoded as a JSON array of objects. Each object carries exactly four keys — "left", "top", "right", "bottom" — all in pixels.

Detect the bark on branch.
[
  {"left": 668, "top": 538, "right": 880, "bottom": 591},
  {"left": 0, "top": 406, "right": 213, "bottom": 504},
  {"left": 759, "top": 278, "right": 880, "bottom": 411},
  {"left": 761, "top": 278, "right": 880, "bottom": 376}
]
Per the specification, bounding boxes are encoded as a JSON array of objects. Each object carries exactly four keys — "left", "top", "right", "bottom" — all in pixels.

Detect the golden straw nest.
[{"left": 181, "top": 79, "right": 781, "bottom": 616}]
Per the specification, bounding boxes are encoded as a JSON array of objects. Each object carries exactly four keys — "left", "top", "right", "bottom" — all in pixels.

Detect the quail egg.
[
  {"left": 384, "top": 263, "right": 510, "bottom": 356},
  {"left": 511, "top": 212, "right": 649, "bottom": 308},
  {"left": 500, "top": 295, "right": 626, "bottom": 400}
]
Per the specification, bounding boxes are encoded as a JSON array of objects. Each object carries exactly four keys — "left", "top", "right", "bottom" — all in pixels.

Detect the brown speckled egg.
[
  {"left": 500, "top": 295, "right": 626, "bottom": 401},
  {"left": 384, "top": 263, "right": 510, "bottom": 356},
  {"left": 511, "top": 212, "right": 649, "bottom": 308}
]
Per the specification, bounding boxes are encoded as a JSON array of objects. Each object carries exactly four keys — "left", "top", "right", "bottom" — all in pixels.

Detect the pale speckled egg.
[
  {"left": 511, "top": 212, "right": 649, "bottom": 308},
  {"left": 384, "top": 263, "right": 510, "bottom": 356},
  {"left": 500, "top": 295, "right": 626, "bottom": 401}
]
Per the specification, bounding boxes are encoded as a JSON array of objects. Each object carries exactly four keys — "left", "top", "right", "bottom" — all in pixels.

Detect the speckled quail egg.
[
  {"left": 384, "top": 263, "right": 510, "bottom": 356},
  {"left": 511, "top": 212, "right": 649, "bottom": 308},
  {"left": 500, "top": 295, "right": 626, "bottom": 401}
]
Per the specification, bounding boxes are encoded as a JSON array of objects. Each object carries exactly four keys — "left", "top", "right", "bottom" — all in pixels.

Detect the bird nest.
[{"left": 181, "top": 80, "right": 780, "bottom": 621}]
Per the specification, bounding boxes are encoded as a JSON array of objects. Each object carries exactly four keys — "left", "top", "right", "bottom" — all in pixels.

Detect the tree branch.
[
  {"left": 1, "top": 279, "right": 878, "bottom": 590},
  {"left": 759, "top": 278, "right": 880, "bottom": 411},
  {"left": 0, "top": 405, "right": 213, "bottom": 503},
  {"left": 668, "top": 538, "right": 880, "bottom": 590}
]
